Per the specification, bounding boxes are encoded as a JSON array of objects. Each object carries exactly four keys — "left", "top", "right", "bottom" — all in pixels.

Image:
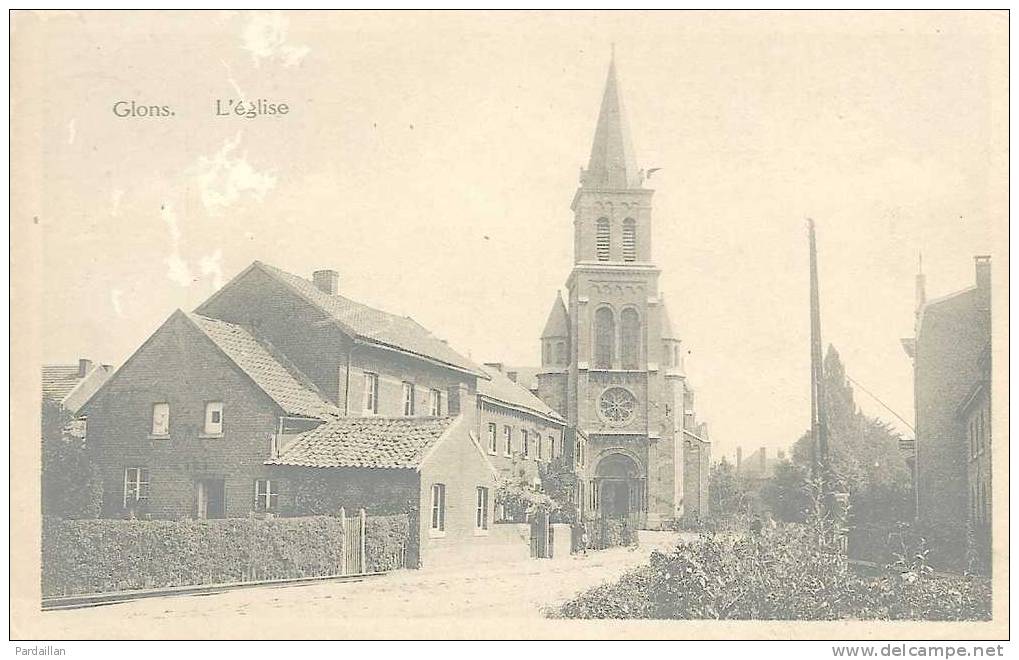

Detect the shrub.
[
  {"left": 42, "top": 514, "right": 406, "bottom": 597},
  {"left": 552, "top": 523, "right": 991, "bottom": 621},
  {"left": 364, "top": 514, "right": 409, "bottom": 573}
]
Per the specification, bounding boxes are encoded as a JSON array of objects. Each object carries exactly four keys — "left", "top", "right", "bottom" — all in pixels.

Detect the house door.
[{"left": 196, "top": 479, "right": 226, "bottom": 519}]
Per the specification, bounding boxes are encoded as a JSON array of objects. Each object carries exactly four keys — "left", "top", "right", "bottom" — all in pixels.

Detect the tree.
[
  {"left": 41, "top": 400, "right": 102, "bottom": 519},
  {"left": 709, "top": 457, "right": 748, "bottom": 518},
  {"left": 761, "top": 459, "right": 812, "bottom": 522},
  {"left": 786, "top": 345, "right": 911, "bottom": 525}
]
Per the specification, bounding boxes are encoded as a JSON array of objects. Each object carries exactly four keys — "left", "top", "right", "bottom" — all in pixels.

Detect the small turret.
[{"left": 540, "top": 292, "right": 569, "bottom": 367}]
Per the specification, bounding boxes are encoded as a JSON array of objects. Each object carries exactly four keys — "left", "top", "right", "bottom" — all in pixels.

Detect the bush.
[
  {"left": 42, "top": 514, "right": 407, "bottom": 597},
  {"left": 573, "top": 519, "right": 638, "bottom": 552},
  {"left": 552, "top": 523, "right": 991, "bottom": 621},
  {"left": 364, "top": 514, "right": 409, "bottom": 573}
]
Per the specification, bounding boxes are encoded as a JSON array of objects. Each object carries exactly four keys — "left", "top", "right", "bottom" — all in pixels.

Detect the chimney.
[
  {"left": 312, "top": 269, "right": 339, "bottom": 295},
  {"left": 974, "top": 255, "right": 991, "bottom": 304},
  {"left": 483, "top": 362, "right": 504, "bottom": 373},
  {"left": 507, "top": 371, "right": 518, "bottom": 383},
  {"left": 974, "top": 253, "right": 990, "bottom": 289},
  {"left": 914, "top": 253, "right": 926, "bottom": 313},
  {"left": 78, "top": 358, "right": 93, "bottom": 378}
]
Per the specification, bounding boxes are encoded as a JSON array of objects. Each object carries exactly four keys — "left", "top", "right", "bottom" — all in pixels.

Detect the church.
[{"left": 527, "top": 55, "right": 712, "bottom": 529}]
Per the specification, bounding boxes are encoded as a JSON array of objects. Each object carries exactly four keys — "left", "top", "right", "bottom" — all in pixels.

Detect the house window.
[
  {"left": 503, "top": 425, "right": 513, "bottom": 456},
  {"left": 151, "top": 403, "right": 169, "bottom": 436},
  {"left": 362, "top": 373, "right": 378, "bottom": 415},
  {"left": 487, "top": 422, "right": 497, "bottom": 454},
  {"left": 594, "top": 307, "right": 614, "bottom": 369},
  {"left": 591, "top": 481, "right": 600, "bottom": 510},
  {"left": 475, "top": 486, "right": 489, "bottom": 530},
  {"left": 123, "top": 467, "right": 150, "bottom": 508},
  {"left": 622, "top": 218, "right": 636, "bottom": 262},
  {"left": 254, "top": 479, "right": 279, "bottom": 512},
  {"left": 204, "top": 401, "right": 223, "bottom": 435},
  {"left": 620, "top": 308, "right": 641, "bottom": 370},
  {"left": 549, "top": 435, "right": 556, "bottom": 460},
  {"left": 429, "top": 388, "right": 442, "bottom": 416},
  {"left": 596, "top": 217, "right": 610, "bottom": 261},
  {"left": 537, "top": 434, "right": 544, "bottom": 461},
  {"left": 575, "top": 437, "right": 585, "bottom": 467},
  {"left": 430, "top": 483, "right": 446, "bottom": 532},
  {"left": 522, "top": 430, "right": 529, "bottom": 458},
  {"left": 402, "top": 382, "right": 416, "bottom": 416}
]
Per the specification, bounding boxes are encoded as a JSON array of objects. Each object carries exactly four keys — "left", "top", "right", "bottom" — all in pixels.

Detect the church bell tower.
[{"left": 537, "top": 52, "right": 695, "bottom": 528}]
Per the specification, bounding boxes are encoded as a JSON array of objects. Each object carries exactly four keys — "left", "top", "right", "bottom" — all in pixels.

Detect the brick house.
[
  {"left": 80, "top": 261, "right": 563, "bottom": 566},
  {"left": 901, "top": 255, "right": 991, "bottom": 560},
  {"left": 478, "top": 364, "right": 566, "bottom": 482}
]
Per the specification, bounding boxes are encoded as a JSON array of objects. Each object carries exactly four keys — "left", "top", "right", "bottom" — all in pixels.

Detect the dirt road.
[{"left": 38, "top": 531, "right": 684, "bottom": 638}]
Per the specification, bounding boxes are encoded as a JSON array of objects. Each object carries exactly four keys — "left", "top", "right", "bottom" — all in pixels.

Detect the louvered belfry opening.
[
  {"left": 622, "top": 218, "right": 636, "bottom": 262},
  {"left": 596, "top": 217, "right": 611, "bottom": 261}
]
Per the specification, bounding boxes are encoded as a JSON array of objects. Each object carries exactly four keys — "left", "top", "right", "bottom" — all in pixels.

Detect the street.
[{"left": 37, "top": 531, "right": 683, "bottom": 638}]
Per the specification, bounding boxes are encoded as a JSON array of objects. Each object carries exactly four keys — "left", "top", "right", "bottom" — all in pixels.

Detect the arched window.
[
  {"left": 593, "top": 307, "right": 614, "bottom": 368},
  {"left": 622, "top": 218, "right": 636, "bottom": 262},
  {"left": 620, "top": 308, "right": 641, "bottom": 369},
  {"left": 596, "top": 218, "right": 610, "bottom": 261}
]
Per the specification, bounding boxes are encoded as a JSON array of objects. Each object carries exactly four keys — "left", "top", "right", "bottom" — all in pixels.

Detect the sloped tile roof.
[
  {"left": 42, "top": 365, "right": 84, "bottom": 403},
  {"left": 254, "top": 262, "right": 485, "bottom": 377},
  {"left": 188, "top": 313, "right": 339, "bottom": 420},
  {"left": 478, "top": 365, "right": 564, "bottom": 423},
  {"left": 267, "top": 416, "right": 456, "bottom": 469}
]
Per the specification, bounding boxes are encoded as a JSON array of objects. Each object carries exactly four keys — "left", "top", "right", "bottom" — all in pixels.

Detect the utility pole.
[{"left": 808, "top": 219, "right": 829, "bottom": 484}]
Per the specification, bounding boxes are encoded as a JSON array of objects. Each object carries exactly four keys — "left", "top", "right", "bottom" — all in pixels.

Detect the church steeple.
[{"left": 583, "top": 51, "right": 642, "bottom": 190}]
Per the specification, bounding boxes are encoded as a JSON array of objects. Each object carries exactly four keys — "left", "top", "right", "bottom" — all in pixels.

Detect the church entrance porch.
[{"left": 591, "top": 452, "right": 647, "bottom": 528}]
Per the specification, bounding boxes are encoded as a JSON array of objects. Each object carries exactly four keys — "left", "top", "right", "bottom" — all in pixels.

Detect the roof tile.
[
  {"left": 267, "top": 416, "right": 455, "bottom": 469},
  {"left": 255, "top": 263, "right": 484, "bottom": 376},
  {"left": 189, "top": 313, "right": 338, "bottom": 420}
]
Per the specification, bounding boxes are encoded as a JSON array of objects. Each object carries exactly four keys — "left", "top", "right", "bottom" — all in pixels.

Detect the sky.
[{"left": 18, "top": 10, "right": 1006, "bottom": 462}]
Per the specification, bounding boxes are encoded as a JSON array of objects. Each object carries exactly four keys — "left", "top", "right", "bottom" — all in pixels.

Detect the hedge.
[
  {"left": 574, "top": 519, "right": 639, "bottom": 552},
  {"left": 551, "top": 523, "right": 991, "bottom": 621},
  {"left": 42, "top": 514, "right": 410, "bottom": 597},
  {"left": 364, "top": 514, "right": 409, "bottom": 573}
]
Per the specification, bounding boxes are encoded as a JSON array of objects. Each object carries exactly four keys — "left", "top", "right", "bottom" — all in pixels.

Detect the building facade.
[
  {"left": 902, "top": 255, "right": 991, "bottom": 566},
  {"left": 531, "top": 57, "right": 710, "bottom": 529},
  {"left": 80, "top": 261, "right": 556, "bottom": 567}
]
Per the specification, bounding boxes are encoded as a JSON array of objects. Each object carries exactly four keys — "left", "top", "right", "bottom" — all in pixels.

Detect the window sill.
[
  {"left": 198, "top": 432, "right": 224, "bottom": 439},
  {"left": 428, "top": 529, "right": 446, "bottom": 539},
  {"left": 147, "top": 434, "right": 170, "bottom": 440}
]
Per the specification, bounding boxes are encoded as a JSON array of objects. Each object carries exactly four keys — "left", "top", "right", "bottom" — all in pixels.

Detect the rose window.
[{"left": 599, "top": 387, "right": 636, "bottom": 425}]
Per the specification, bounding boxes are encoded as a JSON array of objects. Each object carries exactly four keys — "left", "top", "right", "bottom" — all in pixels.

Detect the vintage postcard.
[{"left": 9, "top": 9, "right": 1009, "bottom": 642}]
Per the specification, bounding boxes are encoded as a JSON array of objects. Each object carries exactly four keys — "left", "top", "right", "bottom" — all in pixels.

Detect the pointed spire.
[
  {"left": 583, "top": 50, "right": 641, "bottom": 189},
  {"left": 541, "top": 292, "right": 569, "bottom": 339}
]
